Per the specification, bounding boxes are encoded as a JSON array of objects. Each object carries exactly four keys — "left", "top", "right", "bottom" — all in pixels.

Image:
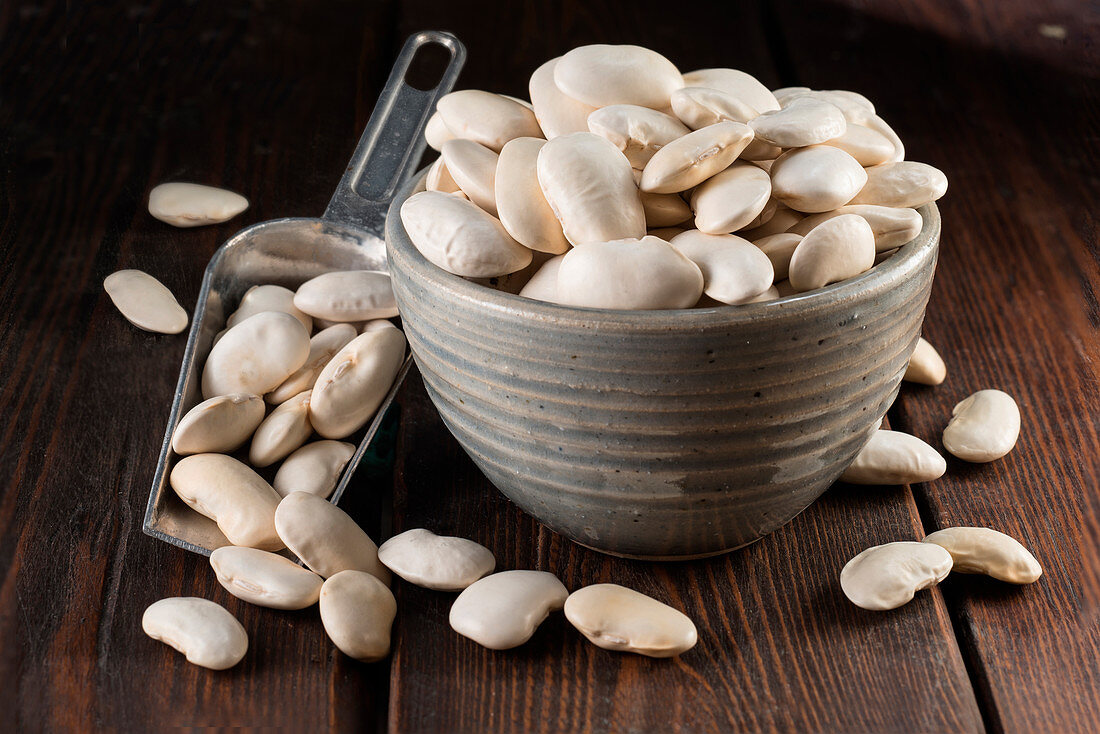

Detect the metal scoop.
[{"left": 144, "top": 30, "right": 465, "bottom": 555}]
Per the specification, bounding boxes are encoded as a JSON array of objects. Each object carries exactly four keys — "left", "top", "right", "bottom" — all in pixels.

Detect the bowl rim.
[{"left": 385, "top": 170, "right": 940, "bottom": 329}]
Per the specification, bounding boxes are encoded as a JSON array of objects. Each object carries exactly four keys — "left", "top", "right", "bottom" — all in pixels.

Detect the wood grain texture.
[
  {"left": 388, "top": 374, "right": 983, "bottom": 733},
  {"left": 774, "top": 2, "right": 1100, "bottom": 732},
  {"left": 0, "top": 1, "right": 396, "bottom": 730},
  {"left": 1, "top": 0, "right": 1097, "bottom": 732}
]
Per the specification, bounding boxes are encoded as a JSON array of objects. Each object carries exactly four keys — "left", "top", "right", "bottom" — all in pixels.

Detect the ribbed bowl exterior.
[{"left": 386, "top": 176, "right": 940, "bottom": 559}]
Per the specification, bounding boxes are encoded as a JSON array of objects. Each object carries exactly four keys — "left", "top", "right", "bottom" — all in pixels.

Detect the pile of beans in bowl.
[{"left": 400, "top": 43, "right": 948, "bottom": 310}]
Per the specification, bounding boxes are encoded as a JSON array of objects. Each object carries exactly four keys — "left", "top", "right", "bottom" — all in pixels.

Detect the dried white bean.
[
  {"left": 770, "top": 146, "right": 868, "bottom": 213},
  {"left": 587, "top": 105, "right": 690, "bottom": 167},
  {"left": 378, "top": 528, "right": 496, "bottom": 591},
  {"left": 822, "top": 124, "right": 895, "bottom": 166},
  {"left": 495, "top": 137, "right": 570, "bottom": 254},
  {"left": 788, "top": 214, "right": 875, "bottom": 292},
  {"left": 640, "top": 121, "right": 754, "bottom": 194},
  {"left": 274, "top": 491, "right": 389, "bottom": 582},
  {"left": 788, "top": 205, "right": 923, "bottom": 252},
  {"left": 777, "top": 89, "right": 875, "bottom": 124},
  {"left": 554, "top": 44, "right": 682, "bottom": 109},
  {"left": 249, "top": 390, "right": 312, "bottom": 467},
  {"left": 681, "top": 68, "right": 779, "bottom": 113},
  {"left": 528, "top": 58, "right": 597, "bottom": 139},
  {"left": 864, "top": 114, "right": 905, "bottom": 162},
  {"left": 170, "top": 454, "right": 283, "bottom": 550},
  {"left": 293, "top": 270, "right": 397, "bottom": 322},
  {"left": 749, "top": 96, "right": 847, "bottom": 148},
  {"left": 400, "top": 190, "right": 532, "bottom": 277},
  {"left": 922, "top": 527, "right": 1042, "bottom": 584},
  {"left": 171, "top": 393, "right": 265, "bottom": 455},
  {"left": 556, "top": 236, "right": 703, "bottom": 310},
  {"left": 436, "top": 89, "right": 543, "bottom": 152},
  {"left": 103, "top": 270, "right": 188, "bottom": 334},
  {"left": 690, "top": 162, "right": 772, "bottom": 234},
  {"left": 840, "top": 429, "right": 946, "bottom": 484},
  {"left": 273, "top": 440, "right": 356, "bottom": 499},
  {"left": 536, "top": 132, "right": 645, "bottom": 245},
  {"left": 319, "top": 570, "right": 396, "bottom": 662},
  {"left": 753, "top": 232, "right": 802, "bottom": 281},
  {"left": 425, "top": 111, "right": 457, "bottom": 151},
  {"left": 142, "top": 597, "right": 247, "bottom": 670},
  {"left": 640, "top": 191, "right": 693, "bottom": 227},
  {"left": 226, "top": 284, "right": 312, "bottom": 333},
  {"left": 670, "top": 230, "right": 774, "bottom": 305},
  {"left": 426, "top": 157, "right": 461, "bottom": 193},
  {"left": 840, "top": 541, "right": 953, "bottom": 610},
  {"left": 670, "top": 86, "right": 758, "bottom": 129},
  {"left": 201, "top": 311, "right": 310, "bottom": 399},
  {"left": 267, "top": 323, "right": 358, "bottom": 404},
  {"left": 942, "top": 389, "right": 1020, "bottom": 462},
  {"left": 903, "top": 336, "right": 947, "bottom": 385},
  {"left": 310, "top": 327, "right": 406, "bottom": 439},
  {"left": 210, "top": 546, "right": 323, "bottom": 609},
  {"left": 564, "top": 583, "right": 697, "bottom": 658},
  {"left": 441, "top": 139, "right": 499, "bottom": 215},
  {"left": 449, "top": 570, "right": 568, "bottom": 649},
  {"left": 851, "top": 161, "right": 948, "bottom": 208},
  {"left": 148, "top": 183, "right": 248, "bottom": 227},
  {"left": 517, "top": 255, "right": 564, "bottom": 302}
]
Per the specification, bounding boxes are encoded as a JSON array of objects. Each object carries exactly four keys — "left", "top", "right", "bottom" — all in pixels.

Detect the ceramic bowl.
[{"left": 386, "top": 175, "right": 939, "bottom": 559}]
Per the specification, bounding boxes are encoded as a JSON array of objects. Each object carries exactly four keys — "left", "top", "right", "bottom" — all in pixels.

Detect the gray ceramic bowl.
[{"left": 386, "top": 174, "right": 940, "bottom": 559}]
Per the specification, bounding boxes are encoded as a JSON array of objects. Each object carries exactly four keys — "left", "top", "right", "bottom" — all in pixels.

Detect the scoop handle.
[{"left": 323, "top": 30, "right": 466, "bottom": 235}]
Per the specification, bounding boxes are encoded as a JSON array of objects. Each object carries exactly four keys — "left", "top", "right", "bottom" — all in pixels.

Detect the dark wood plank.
[
  {"left": 388, "top": 373, "right": 982, "bottom": 734},
  {"left": 773, "top": 2, "right": 1100, "bottom": 732},
  {"left": 0, "top": 1, "right": 397, "bottom": 730}
]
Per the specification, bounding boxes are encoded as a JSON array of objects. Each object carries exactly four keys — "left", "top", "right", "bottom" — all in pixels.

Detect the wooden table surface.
[{"left": 2, "top": 1, "right": 1098, "bottom": 731}]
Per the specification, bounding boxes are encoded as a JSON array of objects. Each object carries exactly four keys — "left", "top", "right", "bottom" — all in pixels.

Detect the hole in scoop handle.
[{"left": 323, "top": 30, "right": 466, "bottom": 236}]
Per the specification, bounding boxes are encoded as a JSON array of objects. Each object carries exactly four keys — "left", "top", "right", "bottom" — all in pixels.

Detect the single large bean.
[
  {"left": 400, "top": 190, "right": 532, "bottom": 277},
  {"left": 495, "top": 137, "right": 570, "bottom": 254},
  {"left": 274, "top": 491, "right": 389, "bottom": 582},
  {"left": 170, "top": 454, "right": 283, "bottom": 550},
  {"left": 554, "top": 44, "right": 682, "bottom": 109},
  {"left": 272, "top": 440, "right": 356, "bottom": 499},
  {"left": 436, "top": 89, "right": 543, "bottom": 152},
  {"left": 378, "top": 528, "right": 496, "bottom": 591},
  {"left": 104, "top": 270, "right": 189, "bottom": 334},
  {"left": 922, "top": 527, "right": 1042, "bottom": 584},
  {"left": 840, "top": 542, "right": 953, "bottom": 610},
  {"left": 770, "top": 146, "right": 868, "bottom": 213},
  {"left": 248, "top": 390, "right": 313, "bottom": 467},
  {"left": 449, "top": 570, "right": 568, "bottom": 649},
  {"left": 171, "top": 393, "right": 265, "bottom": 455},
  {"left": 310, "top": 327, "right": 407, "bottom": 439},
  {"left": 564, "top": 584, "right": 698, "bottom": 658},
  {"left": 536, "top": 132, "right": 646, "bottom": 245},
  {"left": 555, "top": 236, "right": 703, "bottom": 310},
  {"left": 226, "top": 284, "right": 312, "bottom": 332},
  {"left": 941, "top": 389, "right": 1020, "bottom": 462},
  {"left": 639, "top": 122, "right": 754, "bottom": 194},
  {"left": 210, "top": 546, "right": 323, "bottom": 609},
  {"left": 201, "top": 311, "right": 310, "bottom": 399},
  {"left": 840, "top": 429, "right": 946, "bottom": 485},
  {"left": 787, "top": 214, "right": 875, "bottom": 292},
  {"left": 142, "top": 597, "right": 247, "bottom": 670},
  {"left": 319, "top": 570, "right": 397, "bottom": 662},
  {"left": 293, "top": 271, "right": 398, "bottom": 322}
]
